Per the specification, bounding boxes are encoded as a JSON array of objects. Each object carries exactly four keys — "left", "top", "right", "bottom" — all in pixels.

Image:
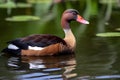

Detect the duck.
[{"left": 2, "top": 9, "right": 89, "bottom": 56}]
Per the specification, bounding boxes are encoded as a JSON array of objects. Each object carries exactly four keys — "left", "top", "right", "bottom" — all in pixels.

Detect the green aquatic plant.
[
  {"left": 100, "top": 0, "right": 118, "bottom": 4},
  {"left": 116, "top": 28, "right": 120, "bottom": 31},
  {"left": 27, "top": 0, "right": 52, "bottom": 4},
  {"left": 0, "top": 0, "right": 31, "bottom": 8},
  {"left": 0, "top": 0, "right": 16, "bottom": 8},
  {"left": 0, "top": 2, "right": 32, "bottom": 8},
  {"left": 6, "top": 15, "right": 40, "bottom": 22},
  {"left": 16, "top": 3, "right": 32, "bottom": 8},
  {"left": 96, "top": 32, "right": 120, "bottom": 37},
  {"left": 0, "top": 0, "right": 32, "bottom": 15}
]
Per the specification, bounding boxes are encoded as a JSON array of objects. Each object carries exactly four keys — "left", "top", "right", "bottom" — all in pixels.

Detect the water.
[
  {"left": 0, "top": 0, "right": 120, "bottom": 80},
  {"left": 2, "top": 55, "right": 76, "bottom": 80}
]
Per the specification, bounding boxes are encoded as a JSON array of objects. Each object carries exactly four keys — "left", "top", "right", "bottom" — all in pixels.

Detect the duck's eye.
[{"left": 72, "top": 12, "right": 77, "bottom": 15}]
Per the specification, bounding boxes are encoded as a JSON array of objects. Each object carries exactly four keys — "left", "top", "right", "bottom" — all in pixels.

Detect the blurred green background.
[{"left": 0, "top": 0, "right": 120, "bottom": 80}]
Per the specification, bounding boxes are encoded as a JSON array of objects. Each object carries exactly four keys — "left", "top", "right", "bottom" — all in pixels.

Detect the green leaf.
[
  {"left": 0, "top": 3, "right": 16, "bottom": 8},
  {"left": 0, "top": 3, "right": 32, "bottom": 8},
  {"left": 16, "top": 3, "right": 32, "bottom": 8},
  {"left": 96, "top": 32, "right": 120, "bottom": 37},
  {"left": 6, "top": 15, "right": 40, "bottom": 22},
  {"left": 116, "top": 28, "right": 120, "bottom": 31},
  {"left": 27, "top": 0, "right": 52, "bottom": 4},
  {"left": 100, "top": 0, "right": 118, "bottom": 4}
]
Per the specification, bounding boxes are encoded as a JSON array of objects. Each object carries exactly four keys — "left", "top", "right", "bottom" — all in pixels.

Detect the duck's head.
[{"left": 61, "top": 9, "right": 89, "bottom": 24}]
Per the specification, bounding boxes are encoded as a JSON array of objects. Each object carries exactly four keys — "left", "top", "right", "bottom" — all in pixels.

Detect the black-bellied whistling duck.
[{"left": 2, "top": 9, "right": 89, "bottom": 56}]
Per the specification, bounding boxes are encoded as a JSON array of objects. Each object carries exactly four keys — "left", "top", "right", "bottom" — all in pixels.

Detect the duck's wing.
[
  {"left": 5, "top": 34, "right": 66, "bottom": 50},
  {"left": 21, "top": 34, "right": 66, "bottom": 47}
]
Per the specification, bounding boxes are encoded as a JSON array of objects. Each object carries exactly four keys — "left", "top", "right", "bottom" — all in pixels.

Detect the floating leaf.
[
  {"left": 27, "top": 0, "right": 52, "bottom": 4},
  {"left": 0, "top": 2, "right": 16, "bottom": 8},
  {"left": 96, "top": 32, "right": 120, "bottom": 37},
  {"left": 116, "top": 28, "right": 120, "bottom": 31},
  {"left": 0, "top": 3, "right": 32, "bottom": 8},
  {"left": 6, "top": 15, "right": 40, "bottom": 22},
  {"left": 100, "top": 0, "right": 118, "bottom": 4},
  {"left": 16, "top": 3, "right": 32, "bottom": 8}
]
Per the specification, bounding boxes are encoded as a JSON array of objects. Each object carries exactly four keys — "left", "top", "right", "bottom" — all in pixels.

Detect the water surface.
[{"left": 0, "top": 0, "right": 120, "bottom": 80}]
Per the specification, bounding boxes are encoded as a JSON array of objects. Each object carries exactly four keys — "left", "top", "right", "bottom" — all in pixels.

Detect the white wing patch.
[
  {"left": 8, "top": 44, "right": 19, "bottom": 50},
  {"left": 28, "top": 46, "right": 44, "bottom": 50}
]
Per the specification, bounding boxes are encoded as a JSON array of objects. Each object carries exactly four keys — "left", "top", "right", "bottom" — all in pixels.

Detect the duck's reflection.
[
  {"left": 22, "top": 54, "right": 76, "bottom": 69},
  {"left": 7, "top": 54, "right": 77, "bottom": 80}
]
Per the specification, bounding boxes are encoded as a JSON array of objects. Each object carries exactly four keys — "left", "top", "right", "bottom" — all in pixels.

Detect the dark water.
[{"left": 0, "top": 0, "right": 120, "bottom": 80}]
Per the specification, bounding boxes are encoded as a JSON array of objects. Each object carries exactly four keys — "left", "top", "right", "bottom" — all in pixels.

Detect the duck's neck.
[{"left": 61, "top": 20, "right": 76, "bottom": 50}]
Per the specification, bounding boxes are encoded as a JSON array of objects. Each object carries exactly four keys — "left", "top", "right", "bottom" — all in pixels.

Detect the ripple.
[
  {"left": 43, "top": 68, "right": 61, "bottom": 72},
  {"left": 18, "top": 73, "right": 62, "bottom": 80},
  {"left": 77, "top": 75, "right": 120, "bottom": 80},
  {"left": 95, "top": 75, "right": 120, "bottom": 79},
  {"left": 18, "top": 72, "right": 49, "bottom": 80}
]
